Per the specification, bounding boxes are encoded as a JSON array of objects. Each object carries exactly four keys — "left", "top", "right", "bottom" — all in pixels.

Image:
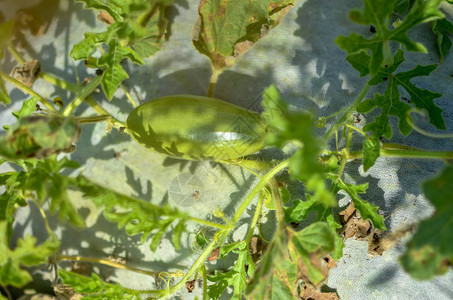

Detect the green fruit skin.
[{"left": 126, "top": 95, "right": 267, "bottom": 161}]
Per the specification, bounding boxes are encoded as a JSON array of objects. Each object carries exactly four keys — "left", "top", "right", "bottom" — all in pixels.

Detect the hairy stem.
[
  {"left": 62, "top": 75, "right": 103, "bottom": 116},
  {"left": 188, "top": 216, "right": 230, "bottom": 230},
  {"left": 0, "top": 72, "right": 57, "bottom": 112},
  {"left": 58, "top": 255, "right": 164, "bottom": 278},
  {"left": 348, "top": 149, "right": 453, "bottom": 160}
]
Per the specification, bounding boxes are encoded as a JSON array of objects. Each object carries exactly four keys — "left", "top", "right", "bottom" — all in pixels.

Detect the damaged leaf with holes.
[{"left": 192, "top": 0, "right": 294, "bottom": 70}]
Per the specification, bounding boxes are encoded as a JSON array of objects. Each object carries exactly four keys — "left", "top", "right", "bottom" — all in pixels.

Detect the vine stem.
[
  {"left": 406, "top": 109, "right": 453, "bottom": 139},
  {"left": 0, "top": 72, "right": 57, "bottom": 112},
  {"left": 188, "top": 216, "right": 230, "bottom": 230},
  {"left": 62, "top": 75, "right": 103, "bottom": 117},
  {"left": 199, "top": 265, "right": 208, "bottom": 300},
  {"left": 348, "top": 149, "right": 453, "bottom": 160},
  {"left": 324, "top": 82, "right": 371, "bottom": 140},
  {"left": 30, "top": 197, "right": 52, "bottom": 236},
  {"left": 57, "top": 255, "right": 164, "bottom": 278},
  {"left": 41, "top": 72, "right": 126, "bottom": 128},
  {"left": 230, "top": 160, "right": 289, "bottom": 226}
]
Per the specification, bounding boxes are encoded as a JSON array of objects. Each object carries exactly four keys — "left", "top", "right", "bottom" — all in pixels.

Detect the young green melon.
[{"left": 126, "top": 95, "right": 267, "bottom": 161}]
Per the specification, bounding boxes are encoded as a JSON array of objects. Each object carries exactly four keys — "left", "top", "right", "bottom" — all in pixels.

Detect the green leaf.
[
  {"left": 97, "top": 40, "right": 144, "bottom": 100},
  {"left": 336, "top": 0, "right": 444, "bottom": 75},
  {"left": 72, "top": 1, "right": 173, "bottom": 99},
  {"left": 70, "top": 32, "right": 107, "bottom": 60},
  {"left": 0, "top": 115, "right": 81, "bottom": 160},
  {"left": 400, "top": 165, "right": 453, "bottom": 279},
  {"left": 291, "top": 222, "right": 336, "bottom": 287},
  {"left": 208, "top": 242, "right": 255, "bottom": 299},
  {"left": 76, "top": 0, "right": 124, "bottom": 23},
  {"left": 192, "top": 0, "right": 294, "bottom": 70},
  {"left": 345, "top": 50, "right": 371, "bottom": 76},
  {"left": 357, "top": 49, "right": 444, "bottom": 138},
  {"left": 284, "top": 196, "right": 344, "bottom": 259},
  {"left": 59, "top": 269, "right": 140, "bottom": 299},
  {"left": 362, "top": 136, "right": 380, "bottom": 171},
  {"left": 262, "top": 86, "right": 336, "bottom": 207},
  {"left": 0, "top": 221, "right": 59, "bottom": 288},
  {"left": 12, "top": 96, "right": 39, "bottom": 119},
  {"left": 334, "top": 179, "right": 387, "bottom": 230},
  {"left": 76, "top": 175, "right": 188, "bottom": 251},
  {"left": 433, "top": 18, "right": 453, "bottom": 63}
]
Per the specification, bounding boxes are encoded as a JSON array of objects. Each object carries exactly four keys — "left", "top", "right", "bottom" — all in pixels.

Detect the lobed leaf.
[
  {"left": 76, "top": 176, "right": 189, "bottom": 251},
  {"left": 71, "top": 0, "right": 174, "bottom": 99},
  {"left": 333, "top": 179, "right": 387, "bottom": 231},
  {"left": 357, "top": 49, "right": 444, "bottom": 144},
  {"left": 59, "top": 269, "right": 140, "bottom": 299},
  {"left": 336, "top": 0, "right": 444, "bottom": 75},
  {"left": 0, "top": 221, "right": 59, "bottom": 288},
  {"left": 208, "top": 241, "right": 254, "bottom": 299}
]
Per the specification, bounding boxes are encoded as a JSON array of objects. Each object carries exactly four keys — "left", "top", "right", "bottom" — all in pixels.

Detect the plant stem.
[
  {"left": 207, "top": 68, "right": 221, "bottom": 97},
  {"left": 0, "top": 72, "right": 57, "bottom": 112},
  {"left": 188, "top": 216, "right": 230, "bottom": 230},
  {"left": 344, "top": 124, "right": 368, "bottom": 138},
  {"left": 41, "top": 72, "right": 126, "bottom": 128},
  {"left": 76, "top": 115, "right": 111, "bottom": 124},
  {"left": 200, "top": 265, "right": 208, "bottom": 300},
  {"left": 58, "top": 255, "right": 163, "bottom": 278},
  {"left": 245, "top": 194, "right": 264, "bottom": 244},
  {"left": 62, "top": 75, "right": 103, "bottom": 116},
  {"left": 324, "top": 82, "right": 371, "bottom": 140},
  {"left": 231, "top": 160, "right": 289, "bottom": 226},
  {"left": 30, "top": 197, "right": 52, "bottom": 236},
  {"left": 7, "top": 45, "right": 26, "bottom": 65},
  {"left": 406, "top": 109, "right": 453, "bottom": 139},
  {"left": 348, "top": 148, "right": 453, "bottom": 160}
]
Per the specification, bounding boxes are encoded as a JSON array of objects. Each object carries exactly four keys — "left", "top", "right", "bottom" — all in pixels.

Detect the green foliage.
[
  {"left": 284, "top": 195, "right": 344, "bottom": 260},
  {"left": 76, "top": 176, "right": 189, "bottom": 251},
  {"left": 357, "top": 49, "right": 444, "bottom": 139},
  {"left": 192, "top": 0, "right": 294, "bottom": 70},
  {"left": 0, "top": 157, "right": 84, "bottom": 227},
  {"left": 0, "top": 222, "right": 59, "bottom": 287},
  {"left": 262, "top": 85, "right": 336, "bottom": 207},
  {"left": 333, "top": 179, "right": 387, "bottom": 231},
  {"left": 432, "top": 17, "right": 453, "bottom": 63},
  {"left": 362, "top": 136, "right": 381, "bottom": 171},
  {"left": 247, "top": 222, "right": 336, "bottom": 298},
  {"left": 400, "top": 164, "right": 453, "bottom": 279},
  {"left": 0, "top": 115, "right": 81, "bottom": 160},
  {"left": 59, "top": 269, "right": 140, "bottom": 299},
  {"left": 71, "top": 0, "right": 176, "bottom": 99},
  {"left": 336, "top": 0, "right": 444, "bottom": 75},
  {"left": 208, "top": 241, "right": 255, "bottom": 299}
]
